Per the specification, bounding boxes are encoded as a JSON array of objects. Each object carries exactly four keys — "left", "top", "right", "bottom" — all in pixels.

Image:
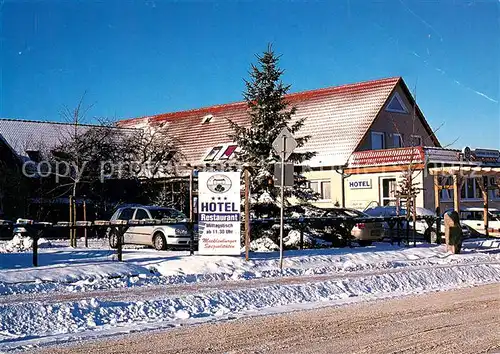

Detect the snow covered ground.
[{"left": 0, "top": 238, "right": 499, "bottom": 351}]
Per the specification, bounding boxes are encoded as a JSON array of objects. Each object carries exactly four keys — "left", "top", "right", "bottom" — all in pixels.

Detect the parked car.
[
  {"left": 12, "top": 218, "right": 30, "bottom": 237},
  {"left": 364, "top": 206, "right": 471, "bottom": 240},
  {"left": 319, "top": 208, "right": 385, "bottom": 246},
  {"left": 108, "top": 205, "right": 197, "bottom": 250},
  {"left": 445, "top": 207, "right": 500, "bottom": 235}
]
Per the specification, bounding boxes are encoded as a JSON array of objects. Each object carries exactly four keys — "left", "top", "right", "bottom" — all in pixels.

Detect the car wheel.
[
  {"left": 108, "top": 230, "right": 119, "bottom": 249},
  {"left": 358, "top": 240, "right": 372, "bottom": 247},
  {"left": 153, "top": 232, "right": 167, "bottom": 251}
]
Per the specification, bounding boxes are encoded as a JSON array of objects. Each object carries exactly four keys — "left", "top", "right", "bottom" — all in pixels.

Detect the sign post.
[
  {"left": 272, "top": 127, "right": 297, "bottom": 271},
  {"left": 198, "top": 172, "right": 241, "bottom": 255},
  {"left": 244, "top": 168, "right": 251, "bottom": 261}
]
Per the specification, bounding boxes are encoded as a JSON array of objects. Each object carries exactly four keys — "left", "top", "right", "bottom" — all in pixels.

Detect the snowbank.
[
  {"left": 1, "top": 240, "right": 499, "bottom": 296},
  {"left": 1, "top": 239, "right": 500, "bottom": 350},
  {"left": 1, "top": 263, "right": 499, "bottom": 350},
  {"left": 249, "top": 236, "right": 279, "bottom": 252},
  {"left": 283, "top": 230, "right": 334, "bottom": 248},
  {"left": 0, "top": 236, "right": 52, "bottom": 253}
]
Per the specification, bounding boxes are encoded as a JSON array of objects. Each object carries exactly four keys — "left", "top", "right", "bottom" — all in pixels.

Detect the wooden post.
[
  {"left": 388, "top": 221, "right": 392, "bottom": 245},
  {"left": 453, "top": 174, "right": 460, "bottom": 213},
  {"left": 433, "top": 175, "right": 440, "bottom": 219},
  {"left": 412, "top": 195, "right": 417, "bottom": 247},
  {"left": 69, "top": 195, "right": 74, "bottom": 247},
  {"left": 244, "top": 168, "right": 251, "bottom": 261},
  {"left": 83, "top": 199, "right": 88, "bottom": 248},
  {"left": 434, "top": 175, "right": 441, "bottom": 244},
  {"left": 405, "top": 196, "right": 410, "bottom": 246},
  {"left": 117, "top": 227, "right": 123, "bottom": 262},
  {"left": 396, "top": 197, "right": 401, "bottom": 246},
  {"left": 189, "top": 169, "right": 194, "bottom": 256},
  {"left": 480, "top": 178, "right": 489, "bottom": 237},
  {"left": 32, "top": 228, "right": 39, "bottom": 267},
  {"left": 73, "top": 197, "right": 77, "bottom": 248}
]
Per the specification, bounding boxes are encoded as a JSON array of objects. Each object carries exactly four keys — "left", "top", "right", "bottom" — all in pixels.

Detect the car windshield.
[{"left": 150, "top": 208, "right": 186, "bottom": 220}]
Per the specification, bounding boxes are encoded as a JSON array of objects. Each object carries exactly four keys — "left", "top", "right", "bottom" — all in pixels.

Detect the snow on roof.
[
  {"left": 0, "top": 119, "right": 135, "bottom": 160},
  {"left": 349, "top": 147, "right": 425, "bottom": 167},
  {"left": 119, "top": 77, "right": 403, "bottom": 167}
]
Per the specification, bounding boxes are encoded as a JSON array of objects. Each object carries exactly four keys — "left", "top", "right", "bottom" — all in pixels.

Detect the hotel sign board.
[
  {"left": 198, "top": 172, "right": 241, "bottom": 255},
  {"left": 349, "top": 179, "right": 372, "bottom": 190}
]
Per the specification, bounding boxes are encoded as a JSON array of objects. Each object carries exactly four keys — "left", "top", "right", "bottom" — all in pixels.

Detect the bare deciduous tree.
[
  {"left": 122, "top": 119, "right": 181, "bottom": 180},
  {"left": 121, "top": 119, "right": 183, "bottom": 205}
]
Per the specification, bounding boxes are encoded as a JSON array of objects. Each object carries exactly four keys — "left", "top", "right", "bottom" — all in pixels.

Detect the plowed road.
[{"left": 37, "top": 284, "right": 500, "bottom": 354}]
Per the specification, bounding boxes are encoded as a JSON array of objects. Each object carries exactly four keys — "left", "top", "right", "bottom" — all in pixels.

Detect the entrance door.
[{"left": 381, "top": 178, "right": 397, "bottom": 206}]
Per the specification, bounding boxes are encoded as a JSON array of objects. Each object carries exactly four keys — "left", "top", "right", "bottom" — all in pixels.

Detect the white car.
[
  {"left": 448, "top": 207, "right": 500, "bottom": 235},
  {"left": 109, "top": 205, "right": 196, "bottom": 250},
  {"left": 364, "top": 206, "right": 471, "bottom": 240}
]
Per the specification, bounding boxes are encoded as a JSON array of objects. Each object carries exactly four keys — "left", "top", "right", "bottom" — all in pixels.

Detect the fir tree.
[{"left": 229, "top": 45, "right": 316, "bottom": 210}]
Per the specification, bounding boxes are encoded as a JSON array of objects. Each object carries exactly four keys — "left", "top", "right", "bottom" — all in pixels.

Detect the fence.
[
  {"left": 0, "top": 219, "right": 197, "bottom": 266},
  {"left": 0, "top": 214, "right": 442, "bottom": 267},
  {"left": 250, "top": 214, "right": 440, "bottom": 248}
]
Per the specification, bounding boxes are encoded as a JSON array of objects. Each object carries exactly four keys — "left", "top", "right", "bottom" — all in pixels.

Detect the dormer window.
[
  {"left": 204, "top": 146, "right": 222, "bottom": 161},
  {"left": 201, "top": 114, "right": 213, "bottom": 124},
  {"left": 385, "top": 92, "right": 408, "bottom": 114},
  {"left": 219, "top": 145, "right": 237, "bottom": 160}
]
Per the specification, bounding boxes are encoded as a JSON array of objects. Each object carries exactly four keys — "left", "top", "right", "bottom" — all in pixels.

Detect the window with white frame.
[
  {"left": 393, "top": 133, "right": 403, "bottom": 148},
  {"left": 371, "top": 132, "right": 385, "bottom": 150},
  {"left": 204, "top": 146, "right": 222, "bottom": 161},
  {"left": 440, "top": 176, "right": 453, "bottom": 201},
  {"left": 411, "top": 135, "right": 422, "bottom": 146},
  {"left": 385, "top": 92, "right": 408, "bottom": 114},
  {"left": 460, "top": 177, "right": 482, "bottom": 200},
  {"left": 380, "top": 177, "right": 397, "bottom": 206},
  {"left": 201, "top": 114, "right": 213, "bottom": 124},
  {"left": 489, "top": 177, "right": 500, "bottom": 200},
  {"left": 440, "top": 176, "right": 500, "bottom": 201},
  {"left": 309, "top": 180, "right": 331, "bottom": 200}
]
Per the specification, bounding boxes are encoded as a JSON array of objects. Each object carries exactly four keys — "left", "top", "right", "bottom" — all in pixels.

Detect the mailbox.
[{"left": 444, "top": 211, "right": 463, "bottom": 254}]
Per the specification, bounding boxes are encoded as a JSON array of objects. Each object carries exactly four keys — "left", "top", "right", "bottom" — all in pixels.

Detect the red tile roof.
[
  {"left": 119, "top": 77, "right": 403, "bottom": 166},
  {"left": 349, "top": 147, "right": 425, "bottom": 167}
]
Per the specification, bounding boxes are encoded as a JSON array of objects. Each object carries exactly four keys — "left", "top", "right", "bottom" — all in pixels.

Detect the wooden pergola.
[{"left": 429, "top": 165, "right": 500, "bottom": 237}]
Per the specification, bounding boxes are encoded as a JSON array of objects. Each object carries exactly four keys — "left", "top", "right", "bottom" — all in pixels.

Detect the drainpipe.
[
  {"left": 341, "top": 171, "right": 346, "bottom": 208},
  {"left": 335, "top": 166, "right": 350, "bottom": 208}
]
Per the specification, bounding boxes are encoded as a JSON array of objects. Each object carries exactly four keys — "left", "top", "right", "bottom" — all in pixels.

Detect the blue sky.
[{"left": 1, "top": 0, "right": 499, "bottom": 148}]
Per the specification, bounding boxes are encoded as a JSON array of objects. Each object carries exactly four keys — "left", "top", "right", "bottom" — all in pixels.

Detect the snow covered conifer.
[{"left": 229, "top": 44, "right": 316, "bottom": 211}]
